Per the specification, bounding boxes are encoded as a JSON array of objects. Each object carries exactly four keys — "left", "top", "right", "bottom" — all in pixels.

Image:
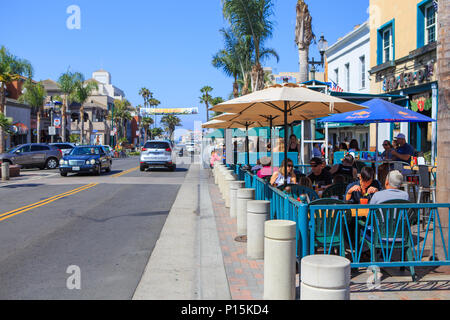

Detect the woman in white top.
[{"left": 270, "top": 159, "right": 297, "bottom": 187}]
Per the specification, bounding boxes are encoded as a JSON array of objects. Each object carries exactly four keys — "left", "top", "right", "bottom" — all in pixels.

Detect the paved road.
[{"left": 0, "top": 157, "right": 189, "bottom": 299}]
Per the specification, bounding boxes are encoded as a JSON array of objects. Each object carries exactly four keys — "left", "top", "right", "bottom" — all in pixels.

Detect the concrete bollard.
[
  {"left": 224, "top": 174, "right": 236, "bottom": 208},
  {"left": 263, "top": 220, "right": 296, "bottom": 300},
  {"left": 236, "top": 188, "right": 255, "bottom": 236},
  {"left": 218, "top": 167, "right": 227, "bottom": 193},
  {"left": 300, "top": 254, "right": 351, "bottom": 300},
  {"left": 229, "top": 181, "right": 245, "bottom": 218},
  {"left": 247, "top": 200, "right": 270, "bottom": 260},
  {"left": 214, "top": 162, "right": 224, "bottom": 184},
  {"left": 1, "top": 162, "right": 10, "bottom": 181}
]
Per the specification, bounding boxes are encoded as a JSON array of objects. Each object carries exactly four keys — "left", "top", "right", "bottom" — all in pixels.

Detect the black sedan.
[{"left": 59, "top": 146, "right": 112, "bottom": 176}]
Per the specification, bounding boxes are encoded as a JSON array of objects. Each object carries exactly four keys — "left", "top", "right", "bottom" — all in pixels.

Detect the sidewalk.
[
  {"left": 133, "top": 164, "right": 450, "bottom": 300},
  {"left": 0, "top": 169, "right": 58, "bottom": 188}
]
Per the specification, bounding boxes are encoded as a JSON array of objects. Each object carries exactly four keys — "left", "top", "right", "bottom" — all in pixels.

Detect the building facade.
[
  {"left": 368, "top": 0, "right": 438, "bottom": 160},
  {"left": 324, "top": 21, "right": 371, "bottom": 149}
]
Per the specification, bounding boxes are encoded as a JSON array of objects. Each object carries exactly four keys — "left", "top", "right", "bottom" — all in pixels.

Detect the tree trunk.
[
  {"left": 251, "top": 64, "right": 265, "bottom": 92},
  {"left": 233, "top": 78, "right": 239, "bottom": 98},
  {"left": 436, "top": 0, "right": 449, "bottom": 252},
  {"left": 0, "top": 83, "right": 6, "bottom": 153},
  {"left": 298, "top": 47, "right": 309, "bottom": 84},
  {"left": 37, "top": 108, "right": 41, "bottom": 143},
  {"left": 80, "top": 105, "right": 84, "bottom": 144},
  {"left": 242, "top": 73, "right": 250, "bottom": 95}
]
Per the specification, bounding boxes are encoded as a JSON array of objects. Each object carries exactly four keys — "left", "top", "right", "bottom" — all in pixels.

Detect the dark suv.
[{"left": 0, "top": 143, "right": 62, "bottom": 169}]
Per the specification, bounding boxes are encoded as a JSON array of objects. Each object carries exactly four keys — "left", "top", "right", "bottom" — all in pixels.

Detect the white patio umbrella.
[{"left": 210, "top": 83, "right": 366, "bottom": 187}]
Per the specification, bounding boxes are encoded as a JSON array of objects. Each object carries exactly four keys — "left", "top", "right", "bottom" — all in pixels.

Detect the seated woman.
[
  {"left": 256, "top": 156, "right": 273, "bottom": 178},
  {"left": 344, "top": 166, "right": 382, "bottom": 204},
  {"left": 329, "top": 154, "right": 357, "bottom": 183},
  {"left": 270, "top": 158, "right": 297, "bottom": 188}
]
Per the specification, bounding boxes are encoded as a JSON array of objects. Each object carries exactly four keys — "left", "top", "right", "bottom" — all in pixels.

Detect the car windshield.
[
  {"left": 144, "top": 142, "right": 169, "bottom": 149},
  {"left": 70, "top": 147, "right": 101, "bottom": 156}
]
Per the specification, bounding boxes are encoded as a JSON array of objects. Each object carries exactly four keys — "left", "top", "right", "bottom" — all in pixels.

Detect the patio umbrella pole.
[
  {"left": 246, "top": 123, "right": 250, "bottom": 166},
  {"left": 284, "top": 102, "right": 288, "bottom": 188},
  {"left": 270, "top": 117, "right": 273, "bottom": 175}
]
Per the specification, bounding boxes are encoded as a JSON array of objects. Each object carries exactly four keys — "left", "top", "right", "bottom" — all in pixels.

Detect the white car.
[{"left": 140, "top": 140, "right": 176, "bottom": 171}]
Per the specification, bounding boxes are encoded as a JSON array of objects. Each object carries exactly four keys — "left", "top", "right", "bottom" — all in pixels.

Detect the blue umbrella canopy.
[{"left": 318, "top": 98, "right": 435, "bottom": 124}]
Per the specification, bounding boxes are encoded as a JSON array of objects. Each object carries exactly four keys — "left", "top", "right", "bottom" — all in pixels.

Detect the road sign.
[{"left": 49, "top": 126, "right": 56, "bottom": 135}]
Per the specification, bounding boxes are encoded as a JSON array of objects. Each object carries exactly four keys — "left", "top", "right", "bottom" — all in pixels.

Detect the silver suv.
[
  {"left": 140, "top": 140, "right": 176, "bottom": 171},
  {"left": 0, "top": 143, "right": 62, "bottom": 169}
]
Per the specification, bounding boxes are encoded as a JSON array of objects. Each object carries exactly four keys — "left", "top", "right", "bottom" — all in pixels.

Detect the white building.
[
  {"left": 326, "top": 21, "right": 370, "bottom": 93},
  {"left": 324, "top": 21, "right": 372, "bottom": 150},
  {"left": 91, "top": 69, "right": 125, "bottom": 101}
]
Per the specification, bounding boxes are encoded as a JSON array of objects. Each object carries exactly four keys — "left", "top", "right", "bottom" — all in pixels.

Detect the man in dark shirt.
[
  {"left": 307, "top": 157, "right": 333, "bottom": 187},
  {"left": 391, "top": 133, "right": 415, "bottom": 163}
]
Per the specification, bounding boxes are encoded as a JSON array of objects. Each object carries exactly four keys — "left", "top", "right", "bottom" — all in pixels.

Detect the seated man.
[
  {"left": 307, "top": 157, "right": 333, "bottom": 188},
  {"left": 370, "top": 170, "right": 409, "bottom": 204},
  {"left": 345, "top": 166, "right": 382, "bottom": 204},
  {"left": 391, "top": 133, "right": 415, "bottom": 163}
]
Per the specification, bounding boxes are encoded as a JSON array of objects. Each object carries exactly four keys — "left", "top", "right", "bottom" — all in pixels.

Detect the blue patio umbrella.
[
  {"left": 318, "top": 98, "right": 435, "bottom": 124},
  {"left": 318, "top": 98, "right": 436, "bottom": 173}
]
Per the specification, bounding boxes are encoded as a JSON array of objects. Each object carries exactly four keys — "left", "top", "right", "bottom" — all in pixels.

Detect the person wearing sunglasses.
[
  {"left": 270, "top": 158, "right": 297, "bottom": 187},
  {"left": 345, "top": 166, "right": 382, "bottom": 204},
  {"left": 307, "top": 157, "right": 333, "bottom": 189},
  {"left": 381, "top": 140, "right": 394, "bottom": 161}
]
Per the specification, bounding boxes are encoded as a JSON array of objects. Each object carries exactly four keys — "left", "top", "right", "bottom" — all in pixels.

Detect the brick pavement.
[{"left": 208, "top": 171, "right": 450, "bottom": 300}]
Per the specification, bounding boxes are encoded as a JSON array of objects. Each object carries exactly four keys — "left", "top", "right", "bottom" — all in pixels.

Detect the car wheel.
[
  {"left": 106, "top": 162, "right": 111, "bottom": 173},
  {"left": 46, "top": 158, "right": 58, "bottom": 170},
  {"left": 140, "top": 164, "right": 146, "bottom": 172},
  {"left": 60, "top": 172, "right": 68, "bottom": 177},
  {"left": 170, "top": 165, "right": 176, "bottom": 172},
  {"left": 95, "top": 165, "right": 102, "bottom": 176}
]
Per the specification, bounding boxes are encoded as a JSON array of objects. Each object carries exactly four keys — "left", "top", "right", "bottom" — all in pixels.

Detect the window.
[
  {"left": 360, "top": 56, "right": 366, "bottom": 89},
  {"left": 31, "top": 145, "right": 50, "bottom": 152},
  {"left": 383, "top": 28, "right": 392, "bottom": 63},
  {"left": 425, "top": 3, "right": 436, "bottom": 44},
  {"left": 377, "top": 20, "right": 395, "bottom": 65},
  {"left": 345, "top": 63, "right": 350, "bottom": 92},
  {"left": 334, "top": 68, "right": 339, "bottom": 85},
  {"left": 144, "top": 141, "right": 170, "bottom": 149}
]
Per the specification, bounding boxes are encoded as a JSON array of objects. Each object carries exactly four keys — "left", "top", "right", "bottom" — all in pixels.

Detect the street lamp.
[{"left": 309, "top": 33, "right": 328, "bottom": 81}]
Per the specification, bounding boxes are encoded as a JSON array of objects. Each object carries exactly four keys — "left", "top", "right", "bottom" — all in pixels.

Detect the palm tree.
[
  {"left": 142, "top": 116, "right": 154, "bottom": 142},
  {"left": 18, "top": 80, "right": 47, "bottom": 143},
  {"left": 72, "top": 79, "right": 98, "bottom": 144},
  {"left": 57, "top": 70, "right": 83, "bottom": 142},
  {"left": 0, "top": 113, "right": 12, "bottom": 134},
  {"left": 160, "top": 115, "right": 181, "bottom": 140},
  {"left": 112, "top": 99, "right": 133, "bottom": 141},
  {"left": 0, "top": 46, "right": 33, "bottom": 152},
  {"left": 295, "top": 0, "right": 315, "bottom": 83},
  {"left": 222, "top": 0, "right": 276, "bottom": 92},
  {"left": 200, "top": 86, "right": 213, "bottom": 122}
]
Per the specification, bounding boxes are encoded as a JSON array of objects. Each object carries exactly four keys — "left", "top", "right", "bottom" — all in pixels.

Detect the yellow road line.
[
  {"left": 111, "top": 166, "right": 140, "bottom": 178},
  {"left": 0, "top": 183, "right": 98, "bottom": 222}
]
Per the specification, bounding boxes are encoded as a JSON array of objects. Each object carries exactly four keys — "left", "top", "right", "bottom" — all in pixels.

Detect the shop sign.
[
  {"left": 383, "top": 62, "right": 434, "bottom": 92},
  {"left": 411, "top": 92, "right": 432, "bottom": 112}
]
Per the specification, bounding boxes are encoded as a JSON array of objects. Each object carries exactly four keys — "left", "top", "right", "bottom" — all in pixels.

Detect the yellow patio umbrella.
[{"left": 210, "top": 83, "right": 366, "bottom": 187}]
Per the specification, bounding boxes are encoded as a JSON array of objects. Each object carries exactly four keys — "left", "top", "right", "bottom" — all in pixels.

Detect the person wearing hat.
[
  {"left": 391, "top": 133, "right": 415, "bottom": 163},
  {"left": 257, "top": 156, "right": 273, "bottom": 178}
]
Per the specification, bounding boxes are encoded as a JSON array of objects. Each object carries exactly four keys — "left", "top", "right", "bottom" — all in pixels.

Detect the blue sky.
[{"left": 1, "top": 0, "right": 369, "bottom": 131}]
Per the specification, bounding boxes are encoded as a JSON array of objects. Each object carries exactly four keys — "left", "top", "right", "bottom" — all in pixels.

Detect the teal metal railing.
[{"left": 242, "top": 170, "right": 450, "bottom": 277}]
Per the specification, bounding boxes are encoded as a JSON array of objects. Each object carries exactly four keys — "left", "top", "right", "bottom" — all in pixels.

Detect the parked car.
[
  {"left": 140, "top": 140, "right": 176, "bottom": 172},
  {"left": 0, "top": 143, "right": 62, "bottom": 169},
  {"left": 59, "top": 145, "right": 112, "bottom": 176},
  {"left": 50, "top": 143, "right": 76, "bottom": 156}
]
